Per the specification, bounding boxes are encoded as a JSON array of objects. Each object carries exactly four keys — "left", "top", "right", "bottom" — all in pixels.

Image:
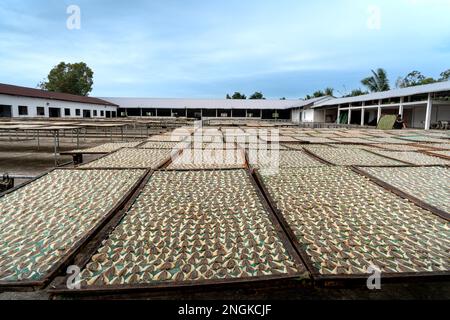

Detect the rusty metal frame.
[
  {"left": 252, "top": 168, "right": 450, "bottom": 285},
  {"left": 73, "top": 147, "right": 179, "bottom": 170},
  {"left": 351, "top": 165, "right": 450, "bottom": 221},
  {"left": 48, "top": 168, "right": 310, "bottom": 297},
  {"left": 420, "top": 150, "right": 450, "bottom": 161},
  {"left": 0, "top": 168, "right": 150, "bottom": 291}
]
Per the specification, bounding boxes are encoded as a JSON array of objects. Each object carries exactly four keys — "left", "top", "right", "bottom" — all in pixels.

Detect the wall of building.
[
  {"left": 404, "top": 104, "right": 450, "bottom": 128},
  {"left": 302, "top": 109, "right": 315, "bottom": 122},
  {"left": 0, "top": 94, "right": 117, "bottom": 118},
  {"left": 291, "top": 109, "right": 301, "bottom": 123}
]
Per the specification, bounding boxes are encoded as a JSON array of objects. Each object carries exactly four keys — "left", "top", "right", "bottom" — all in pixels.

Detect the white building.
[
  {"left": 0, "top": 83, "right": 118, "bottom": 119},
  {"left": 313, "top": 81, "right": 450, "bottom": 130},
  {"left": 101, "top": 97, "right": 315, "bottom": 121},
  {"left": 2, "top": 81, "right": 449, "bottom": 129}
]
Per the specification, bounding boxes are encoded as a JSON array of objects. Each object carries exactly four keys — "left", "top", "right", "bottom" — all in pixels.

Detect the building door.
[
  {"left": 0, "top": 105, "right": 12, "bottom": 117},
  {"left": 49, "top": 107, "right": 61, "bottom": 118},
  {"left": 83, "top": 110, "right": 91, "bottom": 118},
  {"left": 106, "top": 111, "right": 111, "bottom": 118}
]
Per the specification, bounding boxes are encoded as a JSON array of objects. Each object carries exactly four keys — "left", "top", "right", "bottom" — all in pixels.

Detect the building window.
[
  {"left": 93, "top": 110, "right": 98, "bottom": 117},
  {"left": 36, "top": 107, "right": 45, "bottom": 116},
  {"left": 18, "top": 106, "right": 28, "bottom": 115},
  {"left": 100, "top": 110, "right": 104, "bottom": 117},
  {"left": 75, "top": 109, "right": 81, "bottom": 116},
  {"left": 65, "top": 108, "right": 71, "bottom": 116}
]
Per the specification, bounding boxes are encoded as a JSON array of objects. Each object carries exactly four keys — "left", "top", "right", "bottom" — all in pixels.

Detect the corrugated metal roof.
[
  {"left": 101, "top": 97, "right": 318, "bottom": 110},
  {"left": 0, "top": 83, "right": 118, "bottom": 106},
  {"left": 316, "top": 81, "right": 450, "bottom": 107}
]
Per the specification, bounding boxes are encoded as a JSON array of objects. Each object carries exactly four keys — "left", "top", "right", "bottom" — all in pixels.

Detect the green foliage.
[
  {"left": 361, "top": 68, "right": 390, "bottom": 92},
  {"left": 226, "top": 94, "right": 231, "bottom": 99},
  {"left": 324, "top": 87, "right": 334, "bottom": 96},
  {"left": 344, "top": 88, "right": 369, "bottom": 97},
  {"left": 230, "top": 92, "right": 247, "bottom": 99},
  {"left": 305, "top": 87, "right": 334, "bottom": 99},
  {"left": 39, "top": 62, "right": 94, "bottom": 96},
  {"left": 396, "top": 70, "right": 437, "bottom": 88},
  {"left": 249, "top": 91, "right": 265, "bottom": 99},
  {"left": 439, "top": 69, "right": 450, "bottom": 81}
]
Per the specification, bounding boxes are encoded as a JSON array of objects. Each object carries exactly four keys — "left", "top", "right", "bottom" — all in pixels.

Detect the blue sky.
[{"left": 1, "top": 0, "right": 450, "bottom": 98}]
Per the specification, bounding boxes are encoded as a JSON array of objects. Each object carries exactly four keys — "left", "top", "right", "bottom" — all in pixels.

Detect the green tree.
[
  {"left": 344, "top": 88, "right": 369, "bottom": 97},
  {"left": 361, "top": 68, "right": 390, "bottom": 92},
  {"left": 39, "top": 62, "right": 94, "bottom": 96},
  {"left": 249, "top": 91, "right": 265, "bottom": 99},
  {"left": 324, "top": 87, "right": 334, "bottom": 96},
  {"left": 439, "top": 69, "right": 450, "bottom": 81},
  {"left": 313, "top": 90, "right": 325, "bottom": 98},
  {"left": 305, "top": 87, "right": 334, "bottom": 99},
  {"left": 396, "top": 70, "right": 436, "bottom": 88},
  {"left": 226, "top": 94, "right": 232, "bottom": 99},
  {"left": 231, "top": 92, "right": 247, "bottom": 99}
]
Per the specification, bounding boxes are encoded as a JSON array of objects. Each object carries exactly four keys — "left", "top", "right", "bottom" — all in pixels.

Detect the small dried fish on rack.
[
  {"left": 78, "top": 170, "right": 305, "bottom": 287},
  {"left": 396, "top": 136, "right": 449, "bottom": 144},
  {"left": 427, "top": 150, "right": 450, "bottom": 158},
  {"left": 148, "top": 135, "right": 189, "bottom": 142},
  {"left": 259, "top": 167, "right": 450, "bottom": 276},
  {"left": 259, "top": 136, "right": 300, "bottom": 143},
  {"left": 81, "top": 148, "right": 172, "bottom": 169},
  {"left": 138, "top": 141, "right": 189, "bottom": 150},
  {"left": 370, "top": 150, "right": 449, "bottom": 165},
  {"left": 168, "top": 149, "right": 246, "bottom": 169},
  {"left": 190, "top": 142, "right": 233, "bottom": 150},
  {"left": 68, "top": 142, "right": 143, "bottom": 154},
  {"left": 329, "top": 144, "right": 381, "bottom": 151},
  {"left": 294, "top": 137, "right": 336, "bottom": 144},
  {"left": 371, "top": 144, "right": 429, "bottom": 152},
  {"left": 0, "top": 169, "right": 144, "bottom": 282},
  {"left": 282, "top": 144, "right": 325, "bottom": 151},
  {"left": 365, "top": 137, "right": 414, "bottom": 144},
  {"left": 360, "top": 166, "right": 450, "bottom": 213},
  {"left": 249, "top": 150, "right": 325, "bottom": 169},
  {"left": 330, "top": 137, "right": 381, "bottom": 144},
  {"left": 417, "top": 143, "right": 450, "bottom": 151},
  {"left": 303, "top": 146, "right": 404, "bottom": 166}
]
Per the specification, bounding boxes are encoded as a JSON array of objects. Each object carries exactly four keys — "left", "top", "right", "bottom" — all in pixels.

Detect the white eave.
[{"left": 100, "top": 97, "right": 326, "bottom": 110}]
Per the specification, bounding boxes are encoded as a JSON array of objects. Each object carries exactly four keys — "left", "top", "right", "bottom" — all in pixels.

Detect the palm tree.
[
  {"left": 361, "top": 68, "right": 390, "bottom": 92},
  {"left": 324, "top": 87, "right": 334, "bottom": 96}
]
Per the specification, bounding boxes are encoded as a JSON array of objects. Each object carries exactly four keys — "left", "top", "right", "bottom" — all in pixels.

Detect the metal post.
[{"left": 53, "top": 131, "right": 57, "bottom": 167}]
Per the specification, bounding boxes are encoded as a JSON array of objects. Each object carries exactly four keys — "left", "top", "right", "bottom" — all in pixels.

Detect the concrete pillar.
[
  {"left": 399, "top": 97, "right": 404, "bottom": 117},
  {"left": 377, "top": 100, "right": 382, "bottom": 123},
  {"left": 348, "top": 109, "right": 352, "bottom": 125},
  {"left": 361, "top": 102, "right": 365, "bottom": 126},
  {"left": 337, "top": 108, "right": 341, "bottom": 124},
  {"left": 425, "top": 93, "right": 432, "bottom": 130}
]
